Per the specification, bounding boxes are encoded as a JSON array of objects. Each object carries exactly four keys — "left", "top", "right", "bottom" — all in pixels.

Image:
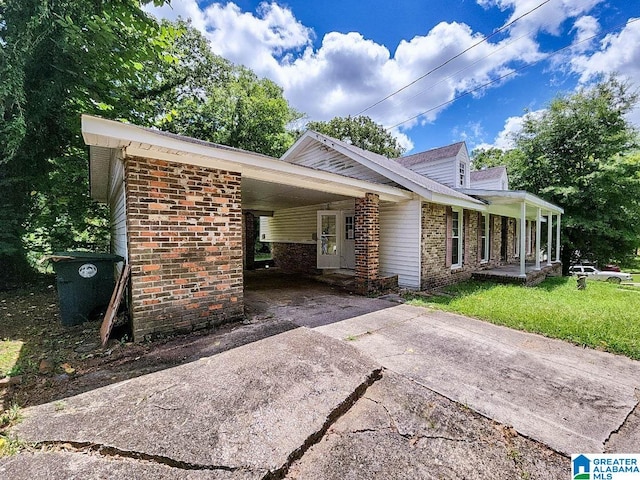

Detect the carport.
[{"left": 82, "top": 115, "right": 411, "bottom": 340}]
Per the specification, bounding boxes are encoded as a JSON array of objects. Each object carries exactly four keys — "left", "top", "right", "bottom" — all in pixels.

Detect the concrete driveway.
[
  {"left": 2, "top": 279, "right": 640, "bottom": 478},
  {"left": 316, "top": 304, "right": 640, "bottom": 455}
]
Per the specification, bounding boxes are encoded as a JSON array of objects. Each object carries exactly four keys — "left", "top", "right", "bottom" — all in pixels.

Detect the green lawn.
[{"left": 406, "top": 277, "right": 640, "bottom": 360}]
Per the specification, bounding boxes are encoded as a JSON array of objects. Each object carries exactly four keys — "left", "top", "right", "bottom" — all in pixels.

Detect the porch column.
[
  {"left": 519, "top": 202, "right": 526, "bottom": 277},
  {"left": 535, "top": 207, "right": 542, "bottom": 270},
  {"left": 546, "top": 211, "right": 552, "bottom": 266},
  {"left": 555, "top": 214, "right": 561, "bottom": 262},
  {"left": 355, "top": 193, "right": 380, "bottom": 295}
]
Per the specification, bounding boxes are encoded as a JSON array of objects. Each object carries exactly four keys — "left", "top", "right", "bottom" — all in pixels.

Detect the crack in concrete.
[
  {"left": 34, "top": 440, "right": 255, "bottom": 473},
  {"left": 262, "top": 367, "right": 384, "bottom": 480},
  {"left": 346, "top": 314, "right": 424, "bottom": 341},
  {"left": 603, "top": 392, "right": 640, "bottom": 451},
  {"left": 364, "top": 395, "right": 472, "bottom": 445}
]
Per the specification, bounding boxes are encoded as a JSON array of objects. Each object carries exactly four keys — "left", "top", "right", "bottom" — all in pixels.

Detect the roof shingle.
[{"left": 396, "top": 142, "right": 465, "bottom": 168}]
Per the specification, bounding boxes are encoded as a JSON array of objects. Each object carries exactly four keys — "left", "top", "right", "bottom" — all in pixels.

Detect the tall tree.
[
  {"left": 147, "top": 20, "right": 301, "bottom": 158},
  {"left": 470, "top": 147, "right": 526, "bottom": 187},
  {"left": 306, "top": 115, "right": 405, "bottom": 158},
  {"left": 514, "top": 77, "right": 640, "bottom": 269},
  {"left": 0, "top": 0, "right": 175, "bottom": 282}
]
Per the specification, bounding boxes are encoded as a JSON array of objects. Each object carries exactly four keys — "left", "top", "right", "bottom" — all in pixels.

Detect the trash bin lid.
[{"left": 51, "top": 251, "right": 125, "bottom": 263}]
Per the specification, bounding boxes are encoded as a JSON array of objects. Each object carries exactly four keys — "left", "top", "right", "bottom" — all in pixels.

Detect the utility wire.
[
  {"left": 387, "top": 17, "right": 640, "bottom": 130},
  {"left": 355, "top": 0, "right": 551, "bottom": 116},
  {"left": 391, "top": 29, "right": 534, "bottom": 111}
]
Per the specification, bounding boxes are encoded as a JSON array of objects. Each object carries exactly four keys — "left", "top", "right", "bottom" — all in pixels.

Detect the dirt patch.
[{"left": 0, "top": 277, "right": 295, "bottom": 412}]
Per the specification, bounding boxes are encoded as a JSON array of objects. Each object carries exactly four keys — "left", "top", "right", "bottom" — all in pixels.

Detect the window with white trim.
[
  {"left": 451, "top": 209, "right": 462, "bottom": 268},
  {"left": 459, "top": 162, "right": 466, "bottom": 187},
  {"left": 480, "top": 213, "right": 489, "bottom": 262}
]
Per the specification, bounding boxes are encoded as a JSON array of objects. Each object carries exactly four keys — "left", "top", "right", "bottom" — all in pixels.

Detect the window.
[
  {"left": 480, "top": 213, "right": 489, "bottom": 262},
  {"left": 345, "top": 215, "right": 354, "bottom": 240},
  {"left": 451, "top": 209, "right": 462, "bottom": 267},
  {"left": 459, "top": 162, "right": 466, "bottom": 187},
  {"left": 320, "top": 215, "right": 337, "bottom": 255}
]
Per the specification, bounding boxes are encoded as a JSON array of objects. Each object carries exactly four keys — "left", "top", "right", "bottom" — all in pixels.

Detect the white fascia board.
[
  {"left": 280, "top": 131, "right": 313, "bottom": 162},
  {"left": 83, "top": 115, "right": 412, "bottom": 203},
  {"left": 124, "top": 144, "right": 411, "bottom": 203},
  {"left": 460, "top": 188, "right": 564, "bottom": 214},
  {"left": 310, "top": 135, "right": 484, "bottom": 207},
  {"left": 430, "top": 192, "right": 488, "bottom": 211}
]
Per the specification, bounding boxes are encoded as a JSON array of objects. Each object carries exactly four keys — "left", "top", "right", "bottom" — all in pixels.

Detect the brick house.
[{"left": 83, "top": 115, "right": 563, "bottom": 340}]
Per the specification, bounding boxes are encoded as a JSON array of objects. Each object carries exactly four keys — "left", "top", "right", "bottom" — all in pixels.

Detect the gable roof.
[
  {"left": 396, "top": 142, "right": 465, "bottom": 168},
  {"left": 283, "top": 131, "right": 484, "bottom": 209},
  {"left": 82, "top": 115, "right": 413, "bottom": 204},
  {"left": 470, "top": 166, "right": 507, "bottom": 182}
]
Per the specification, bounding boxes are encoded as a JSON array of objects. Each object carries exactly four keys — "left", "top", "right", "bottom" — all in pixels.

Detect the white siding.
[
  {"left": 288, "top": 143, "right": 394, "bottom": 185},
  {"left": 379, "top": 200, "right": 421, "bottom": 289},
  {"left": 470, "top": 170, "right": 508, "bottom": 190},
  {"left": 471, "top": 178, "right": 502, "bottom": 190},
  {"left": 407, "top": 157, "right": 456, "bottom": 187},
  {"left": 260, "top": 200, "right": 355, "bottom": 244},
  {"left": 108, "top": 151, "right": 127, "bottom": 271}
]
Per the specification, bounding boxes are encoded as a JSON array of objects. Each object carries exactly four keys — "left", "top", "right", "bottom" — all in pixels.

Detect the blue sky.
[{"left": 145, "top": 0, "right": 640, "bottom": 155}]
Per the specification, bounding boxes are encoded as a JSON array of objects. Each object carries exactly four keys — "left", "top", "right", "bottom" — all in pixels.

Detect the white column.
[
  {"left": 520, "top": 202, "right": 526, "bottom": 277},
  {"left": 546, "top": 212, "right": 552, "bottom": 266},
  {"left": 555, "top": 214, "right": 561, "bottom": 262},
  {"left": 535, "top": 207, "right": 541, "bottom": 270}
]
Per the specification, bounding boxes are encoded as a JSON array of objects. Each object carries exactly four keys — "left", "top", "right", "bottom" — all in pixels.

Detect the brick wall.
[
  {"left": 421, "top": 203, "right": 506, "bottom": 290},
  {"left": 355, "top": 193, "right": 380, "bottom": 294},
  {"left": 272, "top": 243, "right": 319, "bottom": 274},
  {"left": 506, "top": 218, "right": 517, "bottom": 263},
  {"left": 125, "top": 156, "right": 243, "bottom": 341},
  {"left": 489, "top": 214, "right": 502, "bottom": 264}
]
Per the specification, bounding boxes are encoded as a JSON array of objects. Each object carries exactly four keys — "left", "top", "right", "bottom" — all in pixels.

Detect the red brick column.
[
  {"left": 126, "top": 156, "right": 243, "bottom": 341},
  {"left": 355, "top": 193, "right": 380, "bottom": 295}
]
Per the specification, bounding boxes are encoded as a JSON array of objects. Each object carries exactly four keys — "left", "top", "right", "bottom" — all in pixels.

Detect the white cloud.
[
  {"left": 144, "top": 1, "right": 636, "bottom": 148},
  {"left": 475, "top": 109, "right": 545, "bottom": 150},
  {"left": 570, "top": 18, "right": 640, "bottom": 83},
  {"left": 478, "top": 0, "right": 604, "bottom": 37},
  {"left": 569, "top": 18, "right": 640, "bottom": 128},
  {"left": 388, "top": 129, "right": 415, "bottom": 154}
]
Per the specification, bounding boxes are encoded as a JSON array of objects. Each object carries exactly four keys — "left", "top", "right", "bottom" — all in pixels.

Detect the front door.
[{"left": 317, "top": 211, "right": 341, "bottom": 269}]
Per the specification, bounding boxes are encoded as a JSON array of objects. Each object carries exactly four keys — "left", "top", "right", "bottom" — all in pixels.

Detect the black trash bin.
[{"left": 52, "top": 252, "right": 125, "bottom": 326}]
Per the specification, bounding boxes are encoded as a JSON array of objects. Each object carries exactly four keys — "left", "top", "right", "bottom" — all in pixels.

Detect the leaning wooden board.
[{"left": 100, "top": 265, "right": 130, "bottom": 347}]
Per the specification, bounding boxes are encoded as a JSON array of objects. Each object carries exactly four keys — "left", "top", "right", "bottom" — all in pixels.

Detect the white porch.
[{"left": 461, "top": 189, "right": 565, "bottom": 278}]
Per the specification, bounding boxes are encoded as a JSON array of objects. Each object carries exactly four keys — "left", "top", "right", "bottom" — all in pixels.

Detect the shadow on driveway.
[{"left": 244, "top": 268, "right": 400, "bottom": 328}]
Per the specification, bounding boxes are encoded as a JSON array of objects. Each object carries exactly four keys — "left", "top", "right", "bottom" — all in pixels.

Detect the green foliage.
[
  {"left": 306, "top": 115, "right": 405, "bottom": 158},
  {"left": 406, "top": 277, "right": 640, "bottom": 360},
  {"left": 0, "top": 0, "right": 175, "bottom": 281},
  {"left": 147, "top": 20, "right": 301, "bottom": 157},
  {"left": 514, "top": 77, "right": 640, "bottom": 267},
  {"left": 0, "top": 9, "right": 300, "bottom": 284},
  {"left": 473, "top": 78, "right": 640, "bottom": 268},
  {"left": 0, "top": 404, "right": 23, "bottom": 457}
]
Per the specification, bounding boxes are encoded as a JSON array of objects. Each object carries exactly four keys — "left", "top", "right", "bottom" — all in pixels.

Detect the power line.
[
  {"left": 387, "top": 17, "right": 640, "bottom": 130},
  {"left": 391, "top": 29, "right": 535, "bottom": 112},
  {"left": 355, "top": 0, "right": 551, "bottom": 116}
]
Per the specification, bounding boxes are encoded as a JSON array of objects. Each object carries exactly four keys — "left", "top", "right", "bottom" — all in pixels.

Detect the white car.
[{"left": 568, "top": 265, "right": 633, "bottom": 284}]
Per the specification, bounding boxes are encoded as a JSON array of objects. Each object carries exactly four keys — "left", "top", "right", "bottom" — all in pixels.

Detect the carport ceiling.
[{"left": 242, "top": 177, "right": 352, "bottom": 211}]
